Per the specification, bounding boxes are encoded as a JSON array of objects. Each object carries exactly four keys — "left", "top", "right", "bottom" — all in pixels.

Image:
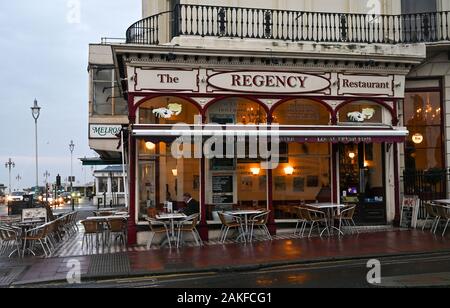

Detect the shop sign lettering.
[
  {"left": 208, "top": 71, "right": 330, "bottom": 94},
  {"left": 89, "top": 124, "right": 122, "bottom": 139}
]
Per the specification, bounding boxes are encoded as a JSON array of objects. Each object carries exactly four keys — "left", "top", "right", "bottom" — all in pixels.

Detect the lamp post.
[
  {"left": 31, "top": 99, "right": 41, "bottom": 194},
  {"left": 69, "top": 140, "right": 75, "bottom": 211},
  {"left": 109, "top": 171, "right": 114, "bottom": 208},
  {"left": 15, "top": 174, "right": 22, "bottom": 192},
  {"left": 5, "top": 159, "right": 15, "bottom": 195},
  {"left": 43, "top": 170, "right": 50, "bottom": 202}
]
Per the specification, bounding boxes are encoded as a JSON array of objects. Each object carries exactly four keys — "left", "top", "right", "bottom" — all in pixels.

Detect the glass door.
[
  {"left": 138, "top": 161, "right": 156, "bottom": 220},
  {"left": 339, "top": 143, "right": 387, "bottom": 224}
]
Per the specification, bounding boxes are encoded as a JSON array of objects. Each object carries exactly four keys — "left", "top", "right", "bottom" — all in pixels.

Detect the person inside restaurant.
[{"left": 180, "top": 193, "right": 199, "bottom": 216}]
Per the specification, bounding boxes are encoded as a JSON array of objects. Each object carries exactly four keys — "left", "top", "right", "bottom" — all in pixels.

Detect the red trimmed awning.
[{"left": 132, "top": 124, "right": 408, "bottom": 143}]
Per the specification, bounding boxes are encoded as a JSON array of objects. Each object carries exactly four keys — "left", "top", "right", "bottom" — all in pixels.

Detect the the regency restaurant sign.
[
  {"left": 129, "top": 67, "right": 401, "bottom": 97},
  {"left": 89, "top": 124, "right": 122, "bottom": 139},
  {"left": 207, "top": 71, "right": 330, "bottom": 94}
]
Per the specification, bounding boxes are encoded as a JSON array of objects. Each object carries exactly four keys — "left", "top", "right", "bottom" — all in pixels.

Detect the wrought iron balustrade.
[{"left": 126, "top": 4, "right": 450, "bottom": 45}]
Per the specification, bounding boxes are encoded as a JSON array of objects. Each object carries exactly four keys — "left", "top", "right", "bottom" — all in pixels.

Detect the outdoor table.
[
  {"left": 84, "top": 216, "right": 128, "bottom": 248},
  {"left": 155, "top": 213, "right": 187, "bottom": 246},
  {"left": 305, "top": 203, "right": 346, "bottom": 236},
  {"left": 86, "top": 215, "right": 129, "bottom": 221},
  {"left": 225, "top": 210, "right": 264, "bottom": 242},
  {"left": 114, "top": 212, "right": 129, "bottom": 216},
  {"left": 433, "top": 200, "right": 450, "bottom": 206}
]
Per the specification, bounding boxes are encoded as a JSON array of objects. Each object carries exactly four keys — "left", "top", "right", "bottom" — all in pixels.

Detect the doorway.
[{"left": 339, "top": 143, "right": 387, "bottom": 224}]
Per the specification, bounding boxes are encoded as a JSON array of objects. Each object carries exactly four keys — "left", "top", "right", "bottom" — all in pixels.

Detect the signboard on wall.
[
  {"left": 89, "top": 124, "right": 122, "bottom": 139},
  {"left": 208, "top": 71, "right": 331, "bottom": 94},
  {"left": 338, "top": 74, "right": 395, "bottom": 96},
  {"left": 212, "top": 175, "right": 234, "bottom": 205},
  {"left": 128, "top": 67, "right": 404, "bottom": 98},
  {"left": 212, "top": 175, "right": 233, "bottom": 193},
  {"left": 132, "top": 68, "right": 199, "bottom": 92}
]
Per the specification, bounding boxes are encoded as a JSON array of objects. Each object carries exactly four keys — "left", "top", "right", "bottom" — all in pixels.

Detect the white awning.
[{"left": 132, "top": 125, "right": 409, "bottom": 143}]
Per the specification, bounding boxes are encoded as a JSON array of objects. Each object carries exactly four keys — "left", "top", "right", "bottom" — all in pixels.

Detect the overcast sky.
[{"left": 0, "top": 0, "right": 140, "bottom": 190}]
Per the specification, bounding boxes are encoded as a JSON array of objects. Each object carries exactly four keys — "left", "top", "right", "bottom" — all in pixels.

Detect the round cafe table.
[
  {"left": 225, "top": 210, "right": 264, "bottom": 242},
  {"left": 155, "top": 213, "right": 187, "bottom": 246}
]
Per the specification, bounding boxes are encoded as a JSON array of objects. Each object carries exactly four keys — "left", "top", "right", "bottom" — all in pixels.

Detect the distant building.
[
  {"left": 0, "top": 184, "right": 6, "bottom": 196},
  {"left": 93, "top": 166, "right": 127, "bottom": 208}
]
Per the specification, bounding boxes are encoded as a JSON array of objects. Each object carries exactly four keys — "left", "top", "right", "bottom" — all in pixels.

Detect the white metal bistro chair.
[
  {"left": 334, "top": 204, "right": 358, "bottom": 236},
  {"left": 435, "top": 205, "right": 450, "bottom": 237},
  {"left": 0, "top": 225, "right": 22, "bottom": 258},
  {"left": 218, "top": 212, "right": 246, "bottom": 243},
  {"left": 294, "top": 206, "right": 308, "bottom": 237},
  {"left": 422, "top": 202, "right": 440, "bottom": 232},
  {"left": 248, "top": 211, "right": 272, "bottom": 242},
  {"left": 146, "top": 218, "right": 172, "bottom": 249},
  {"left": 298, "top": 207, "right": 330, "bottom": 238},
  {"left": 176, "top": 214, "right": 202, "bottom": 248}
]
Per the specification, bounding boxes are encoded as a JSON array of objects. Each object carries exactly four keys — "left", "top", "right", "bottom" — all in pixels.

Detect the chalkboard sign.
[
  {"left": 400, "top": 196, "right": 419, "bottom": 228},
  {"left": 212, "top": 176, "right": 233, "bottom": 194},
  {"left": 211, "top": 158, "right": 236, "bottom": 171},
  {"left": 213, "top": 194, "right": 234, "bottom": 204}
]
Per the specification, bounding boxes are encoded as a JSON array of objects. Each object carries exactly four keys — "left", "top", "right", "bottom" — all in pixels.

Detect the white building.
[{"left": 88, "top": 0, "right": 450, "bottom": 244}]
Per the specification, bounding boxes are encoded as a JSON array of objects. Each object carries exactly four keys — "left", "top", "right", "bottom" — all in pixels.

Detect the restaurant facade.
[
  {"left": 109, "top": 37, "right": 425, "bottom": 244},
  {"left": 86, "top": 1, "right": 450, "bottom": 244}
]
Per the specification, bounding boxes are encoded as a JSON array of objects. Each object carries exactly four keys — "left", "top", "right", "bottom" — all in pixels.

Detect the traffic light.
[{"left": 56, "top": 174, "right": 61, "bottom": 188}]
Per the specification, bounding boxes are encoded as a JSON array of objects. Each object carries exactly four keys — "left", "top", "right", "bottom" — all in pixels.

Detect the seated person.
[{"left": 180, "top": 193, "right": 199, "bottom": 216}]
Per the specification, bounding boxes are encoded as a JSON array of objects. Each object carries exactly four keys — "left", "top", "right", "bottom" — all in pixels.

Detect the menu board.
[
  {"left": 212, "top": 175, "right": 234, "bottom": 205},
  {"left": 212, "top": 176, "right": 233, "bottom": 194},
  {"left": 213, "top": 194, "right": 234, "bottom": 204}
]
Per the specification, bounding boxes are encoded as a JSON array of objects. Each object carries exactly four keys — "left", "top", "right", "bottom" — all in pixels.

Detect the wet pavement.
[{"left": 4, "top": 229, "right": 450, "bottom": 287}]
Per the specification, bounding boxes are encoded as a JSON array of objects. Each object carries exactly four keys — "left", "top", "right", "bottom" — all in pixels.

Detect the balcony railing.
[{"left": 126, "top": 4, "right": 450, "bottom": 45}]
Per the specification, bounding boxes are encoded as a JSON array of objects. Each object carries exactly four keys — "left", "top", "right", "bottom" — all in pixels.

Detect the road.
[{"left": 29, "top": 252, "right": 450, "bottom": 288}]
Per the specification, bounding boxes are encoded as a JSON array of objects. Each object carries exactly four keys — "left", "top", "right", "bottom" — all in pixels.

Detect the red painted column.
[
  {"left": 332, "top": 144, "right": 338, "bottom": 204},
  {"left": 393, "top": 144, "right": 401, "bottom": 226},
  {"left": 267, "top": 168, "right": 276, "bottom": 235},
  {"left": 127, "top": 94, "right": 137, "bottom": 245},
  {"left": 127, "top": 135, "right": 137, "bottom": 245},
  {"left": 199, "top": 157, "right": 209, "bottom": 241}
]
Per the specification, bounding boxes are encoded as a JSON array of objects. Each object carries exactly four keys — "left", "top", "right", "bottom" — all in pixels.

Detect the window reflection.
[{"left": 404, "top": 91, "right": 443, "bottom": 170}]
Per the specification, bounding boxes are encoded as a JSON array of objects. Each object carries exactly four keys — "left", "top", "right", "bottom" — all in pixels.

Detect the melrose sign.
[
  {"left": 89, "top": 124, "right": 122, "bottom": 139},
  {"left": 207, "top": 71, "right": 330, "bottom": 94}
]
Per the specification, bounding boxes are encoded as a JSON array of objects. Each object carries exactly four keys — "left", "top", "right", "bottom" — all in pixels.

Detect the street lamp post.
[
  {"left": 31, "top": 99, "right": 41, "bottom": 195},
  {"left": 5, "top": 159, "right": 15, "bottom": 195},
  {"left": 69, "top": 140, "right": 75, "bottom": 211},
  {"left": 109, "top": 171, "right": 114, "bottom": 208},
  {"left": 15, "top": 174, "right": 22, "bottom": 192}
]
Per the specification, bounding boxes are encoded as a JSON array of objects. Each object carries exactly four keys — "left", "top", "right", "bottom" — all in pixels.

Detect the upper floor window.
[{"left": 92, "top": 67, "right": 128, "bottom": 116}]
